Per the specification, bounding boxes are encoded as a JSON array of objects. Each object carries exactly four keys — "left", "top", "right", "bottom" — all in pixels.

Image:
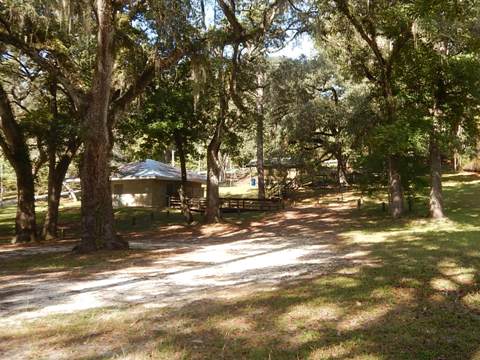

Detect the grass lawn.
[
  {"left": 1, "top": 173, "right": 480, "bottom": 359},
  {"left": 0, "top": 201, "right": 267, "bottom": 245}
]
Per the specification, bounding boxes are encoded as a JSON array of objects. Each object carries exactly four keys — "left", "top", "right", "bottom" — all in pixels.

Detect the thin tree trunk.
[
  {"left": 452, "top": 123, "right": 461, "bottom": 172},
  {"left": 256, "top": 115, "right": 265, "bottom": 199},
  {"left": 335, "top": 149, "right": 349, "bottom": 186},
  {"left": 256, "top": 74, "right": 265, "bottom": 199},
  {"left": 388, "top": 155, "right": 404, "bottom": 218},
  {"left": 43, "top": 155, "right": 73, "bottom": 240},
  {"left": 384, "top": 81, "right": 404, "bottom": 218},
  {"left": 174, "top": 130, "right": 193, "bottom": 224},
  {"left": 75, "top": 0, "right": 127, "bottom": 252},
  {"left": 429, "top": 133, "right": 444, "bottom": 219}
]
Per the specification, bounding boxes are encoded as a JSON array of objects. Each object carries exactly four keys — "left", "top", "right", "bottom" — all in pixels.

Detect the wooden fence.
[{"left": 168, "top": 196, "right": 283, "bottom": 212}]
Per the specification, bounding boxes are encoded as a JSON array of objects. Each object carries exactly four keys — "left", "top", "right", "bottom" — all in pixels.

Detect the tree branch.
[
  {"left": 110, "top": 47, "right": 185, "bottom": 122},
  {"left": 0, "top": 32, "right": 86, "bottom": 109}
]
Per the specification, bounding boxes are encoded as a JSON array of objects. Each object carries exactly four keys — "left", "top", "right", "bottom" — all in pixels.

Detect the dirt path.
[{"left": 0, "top": 203, "right": 366, "bottom": 324}]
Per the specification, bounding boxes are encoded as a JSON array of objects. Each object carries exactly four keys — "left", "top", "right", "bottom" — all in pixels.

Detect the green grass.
[
  {"left": 0, "top": 201, "right": 269, "bottom": 245},
  {"left": 220, "top": 182, "right": 259, "bottom": 198},
  {"left": 2, "top": 173, "right": 480, "bottom": 359}
]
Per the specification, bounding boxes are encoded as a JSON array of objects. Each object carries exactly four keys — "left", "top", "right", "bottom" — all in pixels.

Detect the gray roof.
[{"left": 112, "top": 159, "right": 206, "bottom": 183}]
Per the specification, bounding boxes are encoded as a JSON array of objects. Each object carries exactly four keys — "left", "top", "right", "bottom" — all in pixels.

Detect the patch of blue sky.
[{"left": 270, "top": 33, "right": 317, "bottom": 59}]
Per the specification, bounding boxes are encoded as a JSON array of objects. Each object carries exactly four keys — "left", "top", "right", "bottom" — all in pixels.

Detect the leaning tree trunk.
[
  {"left": 205, "top": 79, "right": 227, "bottom": 223},
  {"left": 429, "top": 133, "right": 444, "bottom": 219},
  {"left": 75, "top": 0, "right": 127, "bottom": 252},
  {"left": 13, "top": 160, "right": 37, "bottom": 243},
  {"left": 174, "top": 130, "right": 193, "bottom": 224},
  {"left": 42, "top": 155, "right": 73, "bottom": 240},
  {"left": 388, "top": 155, "right": 404, "bottom": 218}
]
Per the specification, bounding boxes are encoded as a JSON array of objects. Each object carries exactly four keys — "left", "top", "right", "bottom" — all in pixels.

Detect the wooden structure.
[
  {"left": 110, "top": 159, "right": 206, "bottom": 208},
  {"left": 169, "top": 196, "right": 283, "bottom": 213}
]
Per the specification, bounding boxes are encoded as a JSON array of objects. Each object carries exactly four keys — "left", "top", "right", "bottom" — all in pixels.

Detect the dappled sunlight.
[
  {"left": 437, "top": 259, "right": 476, "bottom": 286},
  {"left": 308, "top": 341, "right": 356, "bottom": 359},
  {"left": 278, "top": 303, "right": 343, "bottom": 330},
  {"left": 462, "top": 292, "right": 480, "bottom": 312},
  {"left": 398, "top": 277, "right": 423, "bottom": 288},
  {"left": 443, "top": 172, "right": 480, "bottom": 187},
  {"left": 214, "top": 315, "right": 254, "bottom": 332},
  {"left": 430, "top": 277, "right": 459, "bottom": 292},
  {"left": 336, "top": 266, "right": 362, "bottom": 275},
  {"left": 341, "top": 230, "right": 389, "bottom": 244},
  {"left": 336, "top": 304, "right": 393, "bottom": 332}
]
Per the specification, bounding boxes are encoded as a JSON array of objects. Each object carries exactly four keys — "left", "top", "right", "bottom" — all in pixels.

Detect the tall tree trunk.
[
  {"left": 75, "top": 0, "right": 127, "bottom": 252},
  {"left": 205, "top": 70, "right": 227, "bottom": 223},
  {"left": 205, "top": 125, "right": 223, "bottom": 223},
  {"left": 256, "top": 74, "right": 265, "bottom": 199},
  {"left": 0, "top": 83, "right": 37, "bottom": 243},
  {"left": 43, "top": 155, "right": 73, "bottom": 240},
  {"left": 384, "top": 80, "right": 405, "bottom": 218},
  {"left": 174, "top": 130, "right": 193, "bottom": 224},
  {"left": 428, "top": 73, "right": 446, "bottom": 218},
  {"left": 43, "top": 81, "right": 60, "bottom": 240},
  {"left": 388, "top": 155, "right": 404, "bottom": 218},
  {"left": 429, "top": 132, "right": 444, "bottom": 219},
  {"left": 14, "top": 161, "right": 37, "bottom": 243}
]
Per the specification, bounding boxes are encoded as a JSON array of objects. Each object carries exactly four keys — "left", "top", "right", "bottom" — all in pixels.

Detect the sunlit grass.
[{"left": 220, "top": 182, "right": 258, "bottom": 198}]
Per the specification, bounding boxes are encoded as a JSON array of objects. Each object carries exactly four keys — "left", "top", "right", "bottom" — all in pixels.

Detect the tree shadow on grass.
[{"left": 107, "top": 228, "right": 480, "bottom": 359}]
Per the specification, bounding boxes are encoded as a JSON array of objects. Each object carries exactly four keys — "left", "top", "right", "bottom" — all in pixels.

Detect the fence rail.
[{"left": 168, "top": 196, "right": 283, "bottom": 212}]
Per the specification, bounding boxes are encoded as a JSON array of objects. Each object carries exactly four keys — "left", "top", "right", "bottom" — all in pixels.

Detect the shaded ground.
[{"left": 1, "top": 173, "right": 480, "bottom": 359}]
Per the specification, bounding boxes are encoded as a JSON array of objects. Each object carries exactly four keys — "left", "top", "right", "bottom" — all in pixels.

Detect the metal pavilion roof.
[{"left": 112, "top": 159, "right": 206, "bottom": 184}]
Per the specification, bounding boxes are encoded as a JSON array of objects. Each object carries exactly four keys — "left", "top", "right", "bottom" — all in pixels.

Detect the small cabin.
[{"left": 111, "top": 159, "right": 206, "bottom": 208}]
